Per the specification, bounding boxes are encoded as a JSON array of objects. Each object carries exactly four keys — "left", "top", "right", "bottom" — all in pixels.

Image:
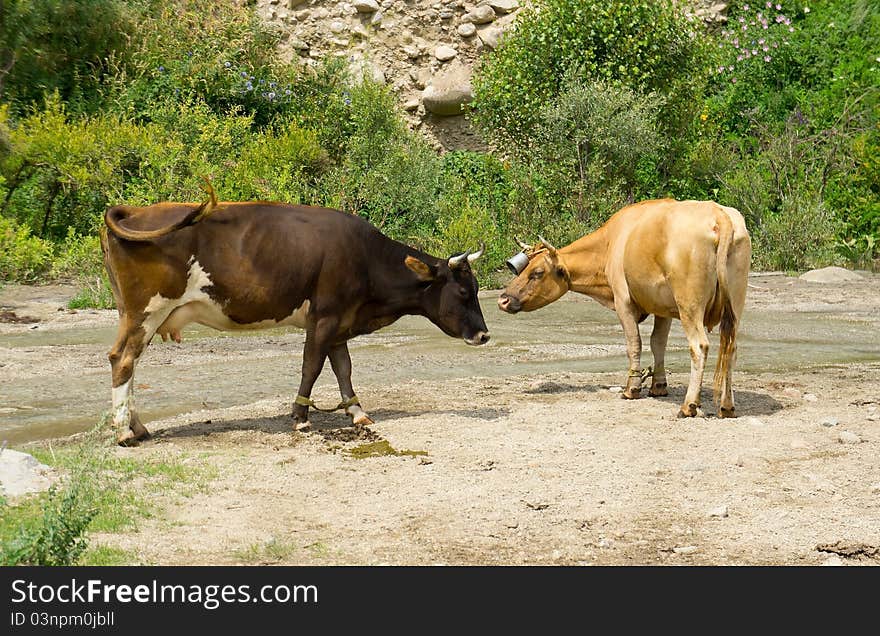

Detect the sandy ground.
[{"left": 1, "top": 273, "right": 879, "bottom": 565}]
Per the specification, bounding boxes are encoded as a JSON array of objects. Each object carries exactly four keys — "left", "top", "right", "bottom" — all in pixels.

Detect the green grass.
[
  {"left": 233, "top": 537, "right": 297, "bottom": 564},
  {"left": 1, "top": 421, "right": 217, "bottom": 564},
  {"left": 80, "top": 545, "right": 137, "bottom": 566}
]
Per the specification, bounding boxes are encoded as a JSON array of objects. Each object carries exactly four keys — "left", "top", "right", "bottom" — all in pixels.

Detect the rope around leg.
[{"left": 295, "top": 395, "right": 360, "bottom": 413}]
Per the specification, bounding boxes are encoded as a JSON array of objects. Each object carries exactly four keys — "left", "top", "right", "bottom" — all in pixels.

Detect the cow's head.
[
  {"left": 498, "top": 237, "right": 570, "bottom": 313},
  {"left": 405, "top": 248, "right": 490, "bottom": 346}
]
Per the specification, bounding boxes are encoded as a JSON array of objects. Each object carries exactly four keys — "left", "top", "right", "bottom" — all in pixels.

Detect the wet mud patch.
[
  {"left": 343, "top": 439, "right": 428, "bottom": 459},
  {"left": 0, "top": 309, "right": 39, "bottom": 324}
]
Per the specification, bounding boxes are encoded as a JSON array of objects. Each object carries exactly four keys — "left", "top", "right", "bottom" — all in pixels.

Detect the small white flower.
[{"left": 804, "top": 7, "right": 810, "bottom": 13}]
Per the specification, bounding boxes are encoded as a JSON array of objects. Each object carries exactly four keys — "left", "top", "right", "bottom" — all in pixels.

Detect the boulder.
[
  {"left": 0, "top": 449, "right": 54, "bottom": 498},
  {"left": 421, "top": 64, "right": 473, "bottom": 116},
  {"left": 799, "top": 266, "right": 864, "bottom": 283},
  {"left": 464, "top": 5, "right": 496, "bottom": 24},
  {"left": 353, "top": 0, "right": 380, "bottom": 13},
  {"left": 478, "top": 27, "right": 503, "bottom": 50},
  {"left": 487, "top": 0, "right": 519, "bottom": 14}
]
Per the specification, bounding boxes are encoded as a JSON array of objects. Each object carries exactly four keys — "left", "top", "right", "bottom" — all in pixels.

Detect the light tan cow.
[{"left": 498, "top": 199, "right": 751, "bottom": 418}]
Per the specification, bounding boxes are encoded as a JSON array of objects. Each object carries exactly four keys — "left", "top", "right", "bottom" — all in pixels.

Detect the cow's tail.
[
  {"left": 104, "top": 177, "right": 218, "bottom": 242},
  {"left": 713, "top": 209, "right": 737, "bottom": 407}
]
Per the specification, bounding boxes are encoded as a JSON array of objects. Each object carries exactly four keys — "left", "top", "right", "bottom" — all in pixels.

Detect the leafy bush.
[
  {"left": 0, "top": 477, "right": 97, "bottom": 566},
  {"left": 471, "top": 0, "right": 707, "bottom": 149},
  {"left": 751, "top": 191, "right": 841, "bottom": 271},
  {"left": 0, "top": 0, "right": 137, "bottom": 113},
  {"left": 0, "top": 216, "right": 52, "bottom": 281}
]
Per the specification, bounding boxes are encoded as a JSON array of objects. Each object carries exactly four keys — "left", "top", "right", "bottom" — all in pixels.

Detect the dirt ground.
[{"left": 2, "top": 273, "right": 879, "bottom": 565}]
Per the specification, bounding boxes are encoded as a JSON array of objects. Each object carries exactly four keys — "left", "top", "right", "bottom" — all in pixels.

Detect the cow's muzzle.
[
  {"left": 497, "top": 293, "right": 521, "bottom": 314},
  {"left": 465, "top": 331, "right": 490, "bottom": 346}
]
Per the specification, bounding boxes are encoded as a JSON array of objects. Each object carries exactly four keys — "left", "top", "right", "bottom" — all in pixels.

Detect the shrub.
[
  {"left": 471, "top": 0, "right": 707, "bottom": 150},
  {"left": 751, "top": 191, "right": 841, "bottom": 271},
  {"left": 0, "top": 478, "right": 97, "bottom": 566},
  {"left": 0, "top": 216, "right": 52, "bottom": 282},
  {"left": 0, "top": 0, "right": 137, "bottom": 113}
]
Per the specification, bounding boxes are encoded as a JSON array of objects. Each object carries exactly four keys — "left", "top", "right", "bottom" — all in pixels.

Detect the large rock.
[
  {"left": 799, "top": 266, "right": 864, "bottom": 283},
  {"left": 353, "top": 0, "right": 380, "bottom": 13},
  {"left": 0, "top": 449, "right": 54, "bottom": 498},
  {"left": 422, "top": 64, "right": 474, "bottom": 116},
  {"left": 464, "top": 5, "right": 496, "bottom": 24},
  {"left": 487, "top": 0, "right": 519, "bottom": 13},
  {"left": 477, "top": 27, "right": 503, "bottom": 50}
]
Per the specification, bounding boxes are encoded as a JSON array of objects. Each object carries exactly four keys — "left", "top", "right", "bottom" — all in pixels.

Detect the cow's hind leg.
[
  {"left": 678, "top": 311, "right": 710, "bottom": 418},
  {"left": 109, "top": 320, "right": 151, "bottom": 446},
  {"left": 329, "top": 343, "right": 373, "bottom": 427},
  {"left": 649, "top": 316, "right": 671, "bottom": 397}
]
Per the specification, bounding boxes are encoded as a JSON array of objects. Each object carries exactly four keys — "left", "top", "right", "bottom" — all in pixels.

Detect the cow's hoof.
[
  {"left": 293, "top": 420, "right": 311, "bottom": 432},
  {"left": 718, "top": 406, "right": 737, "bottom": 419},
  {"left": 649, "top": 383, "right": 668, "bottom": 397},
  {"left": 352, "top": 414, "right": 374, "bottom": 428},
  {"left": 622, "top": 388, "right": 641, "bottom": 399},
  {"left": 678, "top": 403, "right": 699, "bottom": 418},
  {"left": 116, "top": 426, "right": 150, "bottom": 447}
]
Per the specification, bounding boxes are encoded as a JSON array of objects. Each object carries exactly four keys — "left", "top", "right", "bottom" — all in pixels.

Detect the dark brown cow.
[{"left": 101, "top": 189, "right": 489, "bottom": 445}]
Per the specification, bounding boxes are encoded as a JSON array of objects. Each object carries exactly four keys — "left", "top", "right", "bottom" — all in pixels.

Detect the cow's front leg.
[
  {"left": 649, "top": 316, "right": 672, "bottom": 397},
  {"left": 293, "top": 318, "right": 338, "bottom": 431},
  {"left": 617, "top": 305, "right": 644, "bottom": 399},
  {"left": 329, "top": 343, "right": 373, "bottom": 427}
]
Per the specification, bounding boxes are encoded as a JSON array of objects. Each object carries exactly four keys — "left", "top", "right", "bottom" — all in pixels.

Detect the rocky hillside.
[{"left": 254, "top": 0, "right": 730, "bottom": 150}]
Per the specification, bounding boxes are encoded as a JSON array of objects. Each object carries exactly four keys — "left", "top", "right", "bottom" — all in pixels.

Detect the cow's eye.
[
  {"left": 530, "top": 268, "right": 544, "bottom": 279},
  {"left": 458, "top": 286, "right": 468, "bottom": 298}
]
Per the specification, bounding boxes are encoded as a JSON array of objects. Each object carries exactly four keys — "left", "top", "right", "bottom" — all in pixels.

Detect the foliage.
[
  {"left": 0, "top": 0, "right": 137, "bottom": 113},
  {"left": 0, "top": 216, "right": 52, "bottom": 281},
  {"left": 471, "top": 0, "right": 707, "bottom": 149}
]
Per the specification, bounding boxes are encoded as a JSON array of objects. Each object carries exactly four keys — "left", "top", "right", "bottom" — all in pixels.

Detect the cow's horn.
[
  {"left": 538, "top": 235, "right": 557, "bottom": 254},
  {"left": 466, "top": 244, "right": 484, "bottom": 263},
  {"left": 515, "top": 237, "right": 532, "bottom": 250},
  {"left": 448, "top": 250, "right": 469, "bottom": 268}
]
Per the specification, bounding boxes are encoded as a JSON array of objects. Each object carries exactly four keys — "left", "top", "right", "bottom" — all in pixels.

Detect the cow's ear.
[{"left": 405, "top": 256, "right": 435, "bottom": 282}]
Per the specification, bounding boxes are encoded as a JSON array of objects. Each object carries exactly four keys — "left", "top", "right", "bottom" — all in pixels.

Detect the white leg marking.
[
  {"left": 111, "top": 379, "right": 133, "bottom": 428},
  {"left": 346, "top": 404, "right": 372, "bottom": 426}
]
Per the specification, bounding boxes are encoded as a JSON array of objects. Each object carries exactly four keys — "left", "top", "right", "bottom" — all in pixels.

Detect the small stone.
[
  {"left": 866, "top": 410, "right": 878, "bottom": 422},
  {"left": 457, "top": 23, "right": 476, "bottom": 37},
  {"left": 672, "top": 545, "right": 698, "bottom": 555},
  {"left": 434, "top": 45, "right": 458, "bottom": 61},
  {"left": 353, "top": 0, "right": 380, "bottom": 13},
  {"left": 820, "top": 554, "right": 845, "bottom": 566},
  {"left": 870, "top": 482, "right": 880, "bottom": 494},
  {"left": 708, "top": 505, "right": 729, "bottom": 518},
  {"left": 402, "top": 45, "right": 421, "bottom": 59},
  {"left": 838, "top": 431, "right": 862, "bottom": 445},
  {"left": 288, "top": 0, "right": 308, "bottom": 7},
  {"left": 803, "top": 393, "right": 818, "bottom": 402},
  {"left": 820, "top": 416, "right": 838, "bottom": 427},
  {"left": 403, "top": 98, "right": 420, "bottom": 111},
  {"left": 329, "top": 20, "right": 347, "bottom": 33},
  {"left": 290, "top": 38, "right": 310, "bottom": 51},
  {"left": 439, "top": 10, "right": 454, "bottom": 19},
  {"left": 0, "top": 449, "right": 54, "bottom": 498}
]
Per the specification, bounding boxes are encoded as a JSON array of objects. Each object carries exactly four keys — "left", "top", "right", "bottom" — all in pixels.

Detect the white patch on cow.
[
  {"left": 111, "top": 379, "right": 133, "bottom": 427},
  {"left": 140, "top": 259, "right": 311, "bottom": 343}
]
